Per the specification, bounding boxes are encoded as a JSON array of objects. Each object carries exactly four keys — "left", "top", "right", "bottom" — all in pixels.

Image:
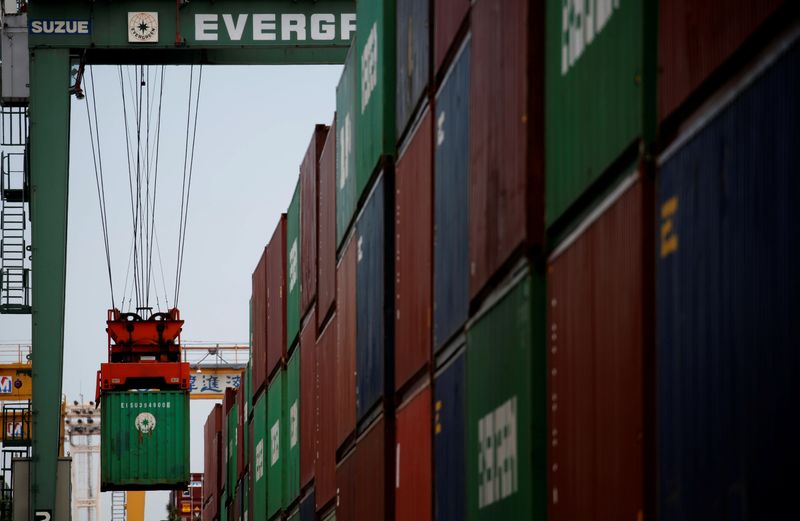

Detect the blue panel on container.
[
  {"left": 657, "top": 38, "right": 800, "bottom": 521},
  {"left": 434, "top": 41, "right": 471, "bottom": 352},
  {"left": 356, "top": 173, "right": 388, "bottom": 421},
  {"left": 396, "top": 0, "right": 430, "bottom": 140},
  {"left": 434, "top": 349, "right": 466, "bottom": 521},
  {"left": 300, "top": 490, "right": 315, "bottom": 521}
]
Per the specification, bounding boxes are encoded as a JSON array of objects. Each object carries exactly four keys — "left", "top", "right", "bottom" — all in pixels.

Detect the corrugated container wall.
[
  {"left": 226, "top": 402, "right": 237, "bottom": 497},
  {"left": 267, "top": 369, "right": 285, "bottom": 518},
  {"left": 318, "top": 116, "right": 337, "bottom": 327},
  {"left": 658, "top": 0, "right": 784, "bottom": 122},
  {"left": 300, "top": 490, "right": 316, "bottom": 521},
  {"left": 470, "top": 0, "right": 543, "bottom": 300},
  {"left": 356, "top": 173, "right": 391, "bottom": 422},
  {"left": 657, "top": 38, "right": 800, "bottom": 519},
  {"left": 287, "top": 183, "right": 302, "bottom": 352},
  {"left": 395, "top": 108, "right": 432, "bottom": 390},
  {"left": 101, "top": 391, "right": 190, "bottom": 491},
  {"left": 545, "top": 0, "right": 645, "bottom": 226},
  {"left": 337, "top": 44, "right": 358, "bottom": 250},
  {"left": 396, "top": 0, "right": 430, "bottom": 141},
  {"left": 435, "top": 0, "right": 470, "bottom": 74},
  {"left": 300, "top": 308, "right": 317, "bottom": 488},
  {"left": 434, "top": 40, "right": 470, "bottom": 351},
  {"left": 336, "top": 450, "right": 357, "bottom": 521},
  {"left": 395, "top": 385, "right": 432, "bottom": 521},
  {"left": 267, "top": 215, "right": 288, "bottom": 376},
  {"left": 236, "top": 383, "right": 245, "bottom": 479},
  {"left": 251, "top": 393, "right": 267, "bottom": 521},
  {"left": 203, "top": 404, "right": 222, "bottom": 517},
  {"left": 434, "top": 350, "right": 466, "bottom": 521},
  {"left": 284, "top": 347, "right": 301, "bottom": 508},
  {"left": 354, "top": 416, "right": 391, "bottom": 521},
  {"left": 248, "top": 420, "right": 254, "bottom": 519},
  {"left": 316, "top": 314, "right": 338, "bottom": 510},
  {"left": 466, "top": 271, "right": 544, "bottom": 519},
  {"left": 252, "top": 250, "right": 268, "bottom": 398},
  {"left": 336, "top": 234, "right": 358, "bottom": 451},
  {"left": 244, "top": 361, "right": 252, "bottom": 421},
  {"left": 301, "top": 124, "right": 330, "bottom": 317},
  {"left": 356, "top": 0, "right": 397, "bottom": 196},
  {"left": 547, "top": 174, "right": 647, "bottom": 521}
]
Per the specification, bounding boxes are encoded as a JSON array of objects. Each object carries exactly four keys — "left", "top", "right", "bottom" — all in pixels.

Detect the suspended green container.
[
  {"left": 356, "top": 0, "right": 396, "bottom": 198},
  {"left": 336, "top": 42, "right": 358, "bottom": 249},
  {"left": 545, "top": 0, "right": 646, "bottom": 226},
  {"left": 267, "top": 369, "right": 285, "bottom": 518},
  {"left": 100, "top": 390, "right": 189, "bottom": 491},
  {"left": 252, "top": 393, "right": 268, "bottom": 521},
  {"left": 287, "top": 181, "right": 301, "bottom": 352},
  {"left": 227, "top": 402, "right": 238, "bottom": 495},
  {"left": 284, "top": 348, "right": 301, "bottom": 508},
  {"left": 466, "top": 270, "right": 545, "bottom": 520}
]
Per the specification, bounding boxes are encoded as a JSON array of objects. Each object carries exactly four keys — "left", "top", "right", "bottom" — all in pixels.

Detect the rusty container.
[
  {"left": 336, "top": 233, "right": 358, "bottom": 452},
  {"left": 252, "top": 249, "right": 268, "bottom": 399},
  {"left": 435, "top": 0, "right": 471, "bottom": 74},
  {"left": 354, "top": 415, "right": 392, "bottom": 521},
  {"left": 336, "top": 449, "right": 357, "bottom": 521},
  {"left": 267, "top": 215, "right": 287, "bottom": 378},
  {"left": 301, "top": 124, "right": 330, "bottom": 318},
  {"left": 395, "top": 384, "right": 432, "bottom": 521},
  {"left": 318, "top": 115, "right": 338, "bottom": 329}
]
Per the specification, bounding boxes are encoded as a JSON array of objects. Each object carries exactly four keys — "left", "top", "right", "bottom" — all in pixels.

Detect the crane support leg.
[{"left": 29, "top": 48, "right": 71, "bottom": 516}]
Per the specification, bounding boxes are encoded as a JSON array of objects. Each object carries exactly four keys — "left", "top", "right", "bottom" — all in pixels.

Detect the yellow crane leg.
[{"left": 126, "top": 491, "right": 146, "bottom": 521}]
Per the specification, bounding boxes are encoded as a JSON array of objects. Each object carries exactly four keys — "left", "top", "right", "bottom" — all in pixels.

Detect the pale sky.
[{"left": 0, "top": 63, "right": 342, "bottom": 518}]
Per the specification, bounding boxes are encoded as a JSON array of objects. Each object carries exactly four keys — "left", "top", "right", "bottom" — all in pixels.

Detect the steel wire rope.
[{"left": 145, "top": 66, "right": 166, "bottom": 311}]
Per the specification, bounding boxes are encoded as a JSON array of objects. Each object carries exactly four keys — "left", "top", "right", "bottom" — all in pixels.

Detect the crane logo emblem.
[
  {"left": 128, "top": 12, "right": 159, "bottom": 43},
  {"left": 135, "top": 412, "right": 157, "bottom": 434}
]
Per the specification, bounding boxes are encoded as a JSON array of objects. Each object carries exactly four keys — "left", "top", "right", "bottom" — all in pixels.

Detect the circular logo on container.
[
  {"left": 135, "top": 412, "right": 156, "bottom": 434},
  {"left": 128, "top": 12, "right": 158, "bottom": 43}
]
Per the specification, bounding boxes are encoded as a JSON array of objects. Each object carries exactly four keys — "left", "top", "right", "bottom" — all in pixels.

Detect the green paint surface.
[
  {"left": 252, "top": 393, "right": 268, "bottom": 521},
  {"left": 336, "top": 43, "right": 358, "bottom": 249},
  {"left": 466, "top": 271, "right": 545, "bottom": 520},
  {"left": 355, "top": 0, "right": 396, "bottom": 197},
  {"left": 227, "top": 403, "right": 238, "bottom": 495},
  {"left": 267, "top": 370, "right": 286, "bottom": 517},
  {"left": 545, "top": 0, "right": 643, "bottom": 225},
  {"left": 284, "top": 348, "right": 301, "bottom": 507},
  {"left": 287, "top": 182, "right": 301, "bottom": 352}
]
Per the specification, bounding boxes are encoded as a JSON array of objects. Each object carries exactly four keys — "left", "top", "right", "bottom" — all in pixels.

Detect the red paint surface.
[
  {"left": 336, "top": 449, "right": 357, "bottom": 521},
  {"left": 252, "top": 249, "right": 268, "bottom": 398},
  {"left": 395, "top": 385, "right": 432, "bottom": 521},
  {"left": 267, "top": 215, "right": 287, "bottom": 378},
  {"left": 316, "top": 314, "right": 338, "bottom": 510},
  {"left": 335, "top": 235, "right": 357, "bottom": 452},
  {"left": 435, "top": 0, "right": 471, "bottom": 74},
  {"left": 301, "top": 125, "right": 330, "bottom": 316},
  {"left": 318, "top": 116, "right": 338, "bottom": 329},
  {"left": 355, "top": 416, "right": 389, "bottom": 521}
]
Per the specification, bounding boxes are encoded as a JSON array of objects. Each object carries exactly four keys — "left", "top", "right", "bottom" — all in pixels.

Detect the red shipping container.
[
  {"left": 435, "top": 0, "right": 471, "bottom": 74},
  {"left": 318, "top": 116, "right": 337, "bottom": 329},
  {"left": 395, "top": 384, "right": 432, "bottom": 521},
  {"left": 237, "top": 383, "right": 245, "bottom": 479},
  {"left": 300, "top": 306, "right": 318, "bottom": 488},
  {"left": 301, "top": 124, "right": 330, "bottom": 317},
  {"left": 547, "top": 175, "right": 648, "bottom": 521},
  {"left": 355, "top": 416, "right": 390, "bottom": 521},
  {"left": 203, "top": 404, "right": 223, "bottom": 515},
  {"left": 336, "top": 449, "right": 357, "bottom": 521},
  {"left": 224, "top": 387, "right": 236, "bottom": 414},
  {"left": 267, "top": 215, "right": 287, "bottom": 377},
  {"left": 469, "top": 0, "right": 543, "bottom": 302},
  {"left": 335, "top": 234, "right": 357, "bottom": 452},
  {"left": 659, "top": 0, "right": 784, "bottom": 122},
  {"left": 395, "top": 108, "right": 433, "bottom": 392},
  {"left": 315, "top": 314, "right": 338, "bottom": 511},
  {"left": 252, "top": 249, "right": 268, "bottom": 398}
]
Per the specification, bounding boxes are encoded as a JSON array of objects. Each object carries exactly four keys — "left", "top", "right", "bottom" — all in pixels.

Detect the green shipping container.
[
  {"left": 288, "top": 510, "right": 300, "bottom": 521},
  {"left": 545, "top": 0, "right": 647, "bottom": 225},
  {"left": 284, "top": 348, "right": 301, "bottom": 508},
  {"left": 287, "top": 181, "right": 301, "bottom": 352},
  {"left": 220, "top": 492, "right": 228, "bottom": 521},
  {"left": 356, "top": 0, "right": 396, "bottom": 196},
  {"left": 267, "top": 369, "right": 285, "bottom": 517},
  {"left": 252, "top": 393, "right": 268, "bottom": 521},
  {"left": 100, "top": 391, "right": 189, "bottom": 490},
  {"left": 336, "top": 43, "right": 358, "bottom": 249},
  {"left": 466, "top": 270, "right": 545, "bottom": 520},
  {"left": 227, "top": 403, "right": 238, "bottom": 495}
]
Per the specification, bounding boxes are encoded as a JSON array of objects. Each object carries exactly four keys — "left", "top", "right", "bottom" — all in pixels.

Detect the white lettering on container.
[
  {"left": 339, "top": 112, "right": 352, "bottom": 190},
  {"left": 437, "top": 110, "right": 446, "bottom": 146},
  {"left": 311, "top": 14, "right": 336, "bottom": 41},
  {"left": 289, "top": 238, "right": 299, "bottom": 291},
  {"left": 477, "top": 396, "right": 518, "bottom": 509},
  {"left": 253, "top": 14, "right": 277, "bottom": 41},
  {"left": 270, "top": 420, "right": 280, "bottom": 465},
  {"left": 255, "top": 439, "right": 265, "bottom": 480},
  {"left": 361, "top": 22, "right": 379, "bottom": 114},
  {"left": 290, "top": 400, "right": 299, "bottom": 448},
  {"left": 561, "top": 0, "right": 620, "bottom": 75}
]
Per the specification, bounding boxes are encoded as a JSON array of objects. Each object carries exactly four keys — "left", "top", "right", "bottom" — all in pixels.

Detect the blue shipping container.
[
  {"left": 434, "top": 349, "right": 466, "bottom": 521},
  {"left": 657, "top": 35, "right": 800, "bottom": 521},
  {"left": 434, "top": 40, "right": 471, "bottom": 352},
  {"left": 396, "top": 0, "right": 430, "bottom": 142},
  {"left": 356, "top": 172, "right": 391, "bottom": 421},
  {"left": 300, "top": 489, "right": 315, "bottom": 521}
]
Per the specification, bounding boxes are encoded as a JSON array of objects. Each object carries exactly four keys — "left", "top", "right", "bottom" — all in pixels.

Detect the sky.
[{"left": 0, "top": 63, "right": 342, "bottom": 518}]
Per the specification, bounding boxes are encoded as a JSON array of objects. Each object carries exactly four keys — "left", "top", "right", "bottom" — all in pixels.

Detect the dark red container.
[
  {"left": 315, "top": 314, "right": 338, "bottom": 511},
  {"left": 335, "top": 234, "right": 357, "bottom": 452},
  {"left": 469, "top": 0, "right": 543, "bottom": 302},
  {"left": 336, "top": 449, "right": 357, "bottom": 521},
  {"left": 354, "top": 416, "right": 391, "bottom": 521},
  {"left": 548, "top": 175, "right": 648, "bottom": 521},
  {"left": 318, "top": 116, "right": 337, "bottom": 329},
  {"left": 395, "top": 384, "right": 432, "bottom": 521},
  {"left": 236, "top": 382, "right": 245, "bottom": 479},
  {"left": 394, "top": 109, "right": 433, "bottom": 391},
  {"left": 224, "top": 387, "right": 236, "bottom": 414},
  {"left": 267, "top": 215, "right": 287, "bottom": 377},
  {"left": 301, "top": 125, "right": 330, "bottom": 317},
  {"left": 435, "top": 0, "right": 471, "bottom": 74},
  {"left": 252, "top": 249, "right": 268, "bottom": 399},
  {"left": 203, "top": 404, "right": 223, "bottom": 516},
  {"left": 300, "top": 306, "right": 318, "bottom": 488},
  {"left": 659, "top": 0, "right": 783, "bottom": 122}
]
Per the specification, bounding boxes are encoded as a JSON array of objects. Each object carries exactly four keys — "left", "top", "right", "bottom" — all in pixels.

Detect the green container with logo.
[
  {"left": 252, "top": 393, "right": 268, "bottom": 521},
  {"left": 287, "top": 181, "right": 301, "bottom": 352},
  {"left": 100, "top": 390, "right": 189, "bottom": 490},
  {"left": 336, "top": 42, "right": 358, "bottom": 249},
  {"left": 267, "top": 369, "right": 285, "bottom": 517},
  {"left": 545, "top": 0, "right": 652, "bottom": 226},
  {"left": 466, "top": 270, "right": 545, "bottom": 520},
  {"left": 356, "top": 0, "right": 396, "bottom": 198},
  {"left": 284, "top": 348, "right": 301, "bottom": 508}
]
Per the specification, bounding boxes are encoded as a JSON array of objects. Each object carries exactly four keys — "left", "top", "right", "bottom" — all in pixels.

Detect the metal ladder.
[
  {"left": 0, "top": 150, "right": 30, "bottom": 314},
  {"left": 111, "top": 491, "right": 127, "bottom": 521}
]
